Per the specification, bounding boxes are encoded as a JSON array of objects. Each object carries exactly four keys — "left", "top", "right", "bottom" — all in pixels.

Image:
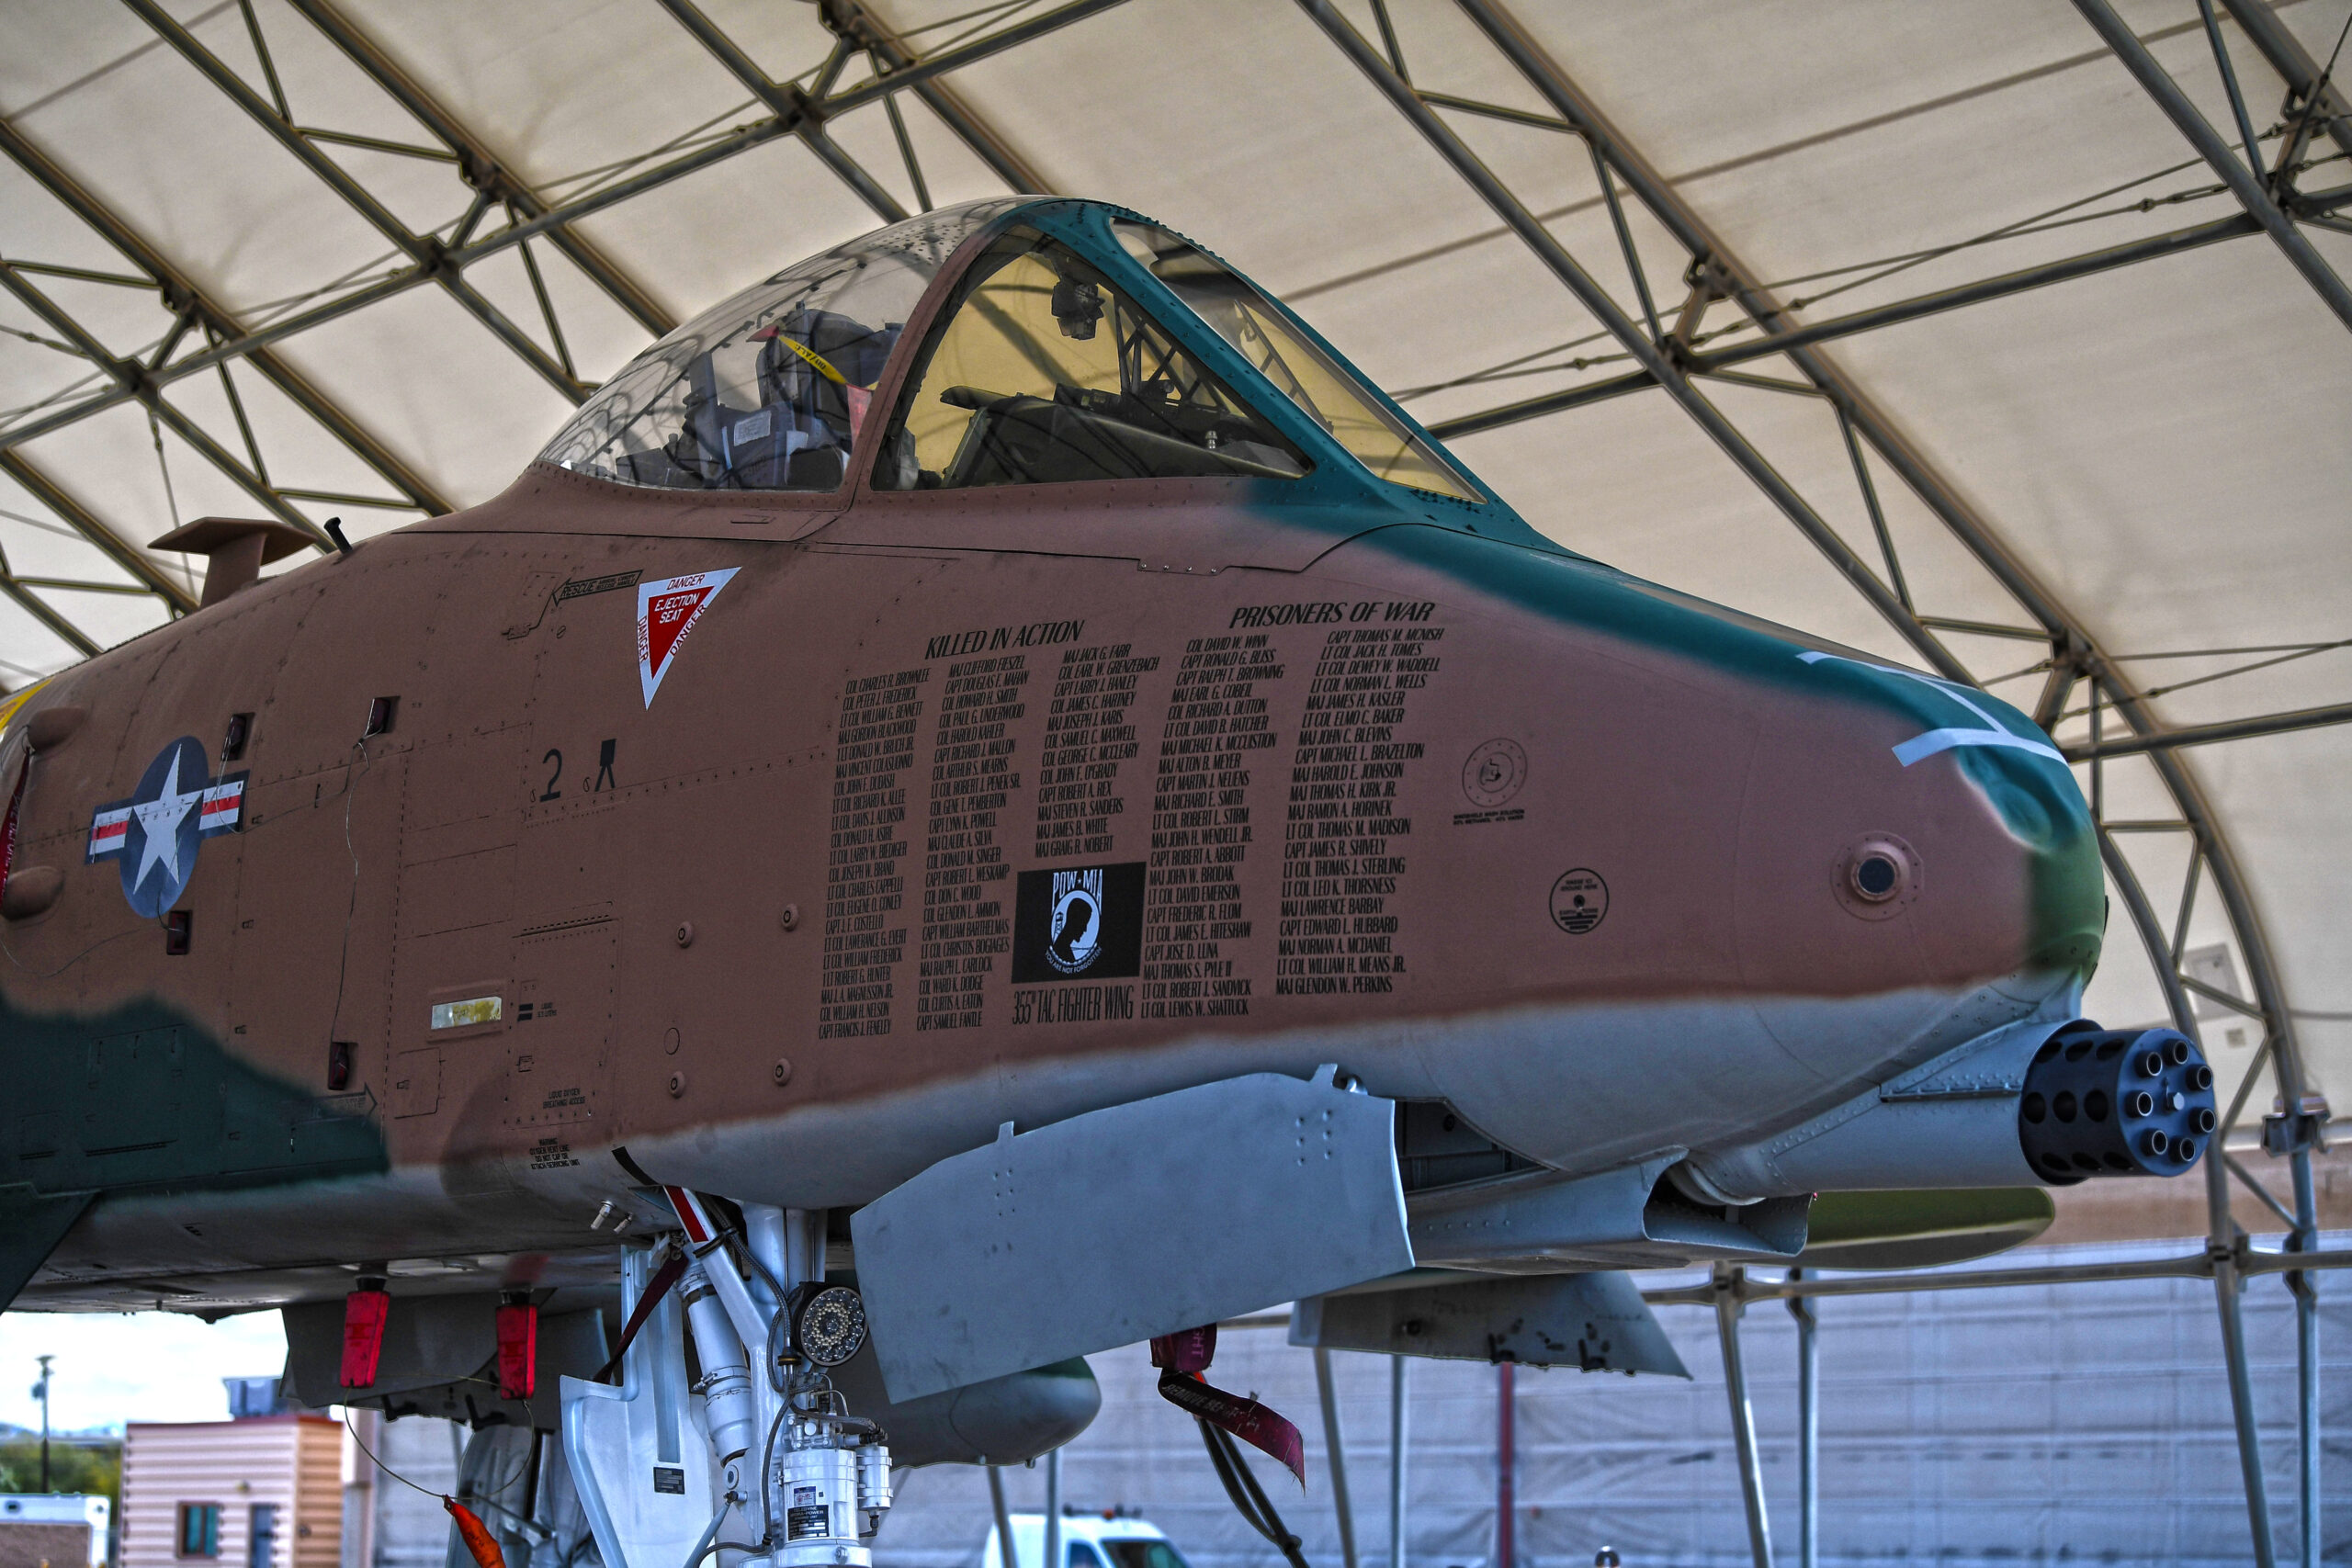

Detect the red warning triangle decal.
[{"left": 636, "top": 569, "right": 739, "bottom": 706}]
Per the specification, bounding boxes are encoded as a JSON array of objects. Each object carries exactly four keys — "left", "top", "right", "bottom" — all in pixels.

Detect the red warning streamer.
[
  {"left": 444, "top": 1498, "right": 505, "bottom": 1568},
  {"left": 1149, "top": 1325, "right": 1305, "bottom": 1485}
]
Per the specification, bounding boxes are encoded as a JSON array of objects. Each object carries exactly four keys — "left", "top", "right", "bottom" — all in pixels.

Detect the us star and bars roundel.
[
  {"left": 637, "top": 569, "right": 739, "bottom": 706},
  {"left": 85, "top": 736, "right": 247, "bottom": 917}
]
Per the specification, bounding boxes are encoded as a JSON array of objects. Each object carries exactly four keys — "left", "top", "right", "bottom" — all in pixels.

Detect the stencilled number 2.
[{"left": 537, "top": 741, "right": 616, "bottom": 802}]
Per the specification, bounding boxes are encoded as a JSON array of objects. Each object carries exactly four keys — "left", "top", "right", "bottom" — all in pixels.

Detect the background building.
[
  {"left": 121, "top": 1413, "right": 338, "bottom": 1568},
  {"left": 0, "top": 1495, "right": 108, "bottom": 1568}
]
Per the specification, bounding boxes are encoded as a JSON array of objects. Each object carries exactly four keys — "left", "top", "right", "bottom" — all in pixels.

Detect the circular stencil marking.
[
  {"left": 1549, "top": 868, "right": 1610, "bottom": 934},
  {"left": 1462, "top": 739, "right": 1529, "bottom": 808}
]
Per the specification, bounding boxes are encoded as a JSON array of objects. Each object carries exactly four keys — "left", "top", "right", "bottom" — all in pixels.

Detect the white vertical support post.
[
  {"left": 743, "top": 1204, "right": 788, "bottom": 1309},
  {"left": 1044, "top": 1448, "right": 1063, "bottom": 1568},
  {"left": 987, "top": 1466, "right": 1018, "bottom": 1568},
  {"left": 1787, "top": 1271, "right": 1817, "bottom": 1568},
  {"left": 1713, "top": 1264, "right": 1774, "bottom": 1568},
  {"left": 1315, "top": 1348, "right": 1360, "bottom": 1568},
  {"left": 1387, "top": 1354, "right": 1408, "bottom": 1568}
]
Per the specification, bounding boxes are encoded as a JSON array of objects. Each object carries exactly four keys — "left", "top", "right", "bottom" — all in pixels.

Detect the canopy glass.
[{"left": 538, "top": 200, "right": 1022, "bottom": 492}]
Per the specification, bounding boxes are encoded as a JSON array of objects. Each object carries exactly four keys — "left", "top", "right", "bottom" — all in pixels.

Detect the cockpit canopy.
[
  {"left": 537, "top": 198, "right": 1477, "bottom": 504},
  {"left": 538, "top": 202, "right": 1020, "bottom": 492}
]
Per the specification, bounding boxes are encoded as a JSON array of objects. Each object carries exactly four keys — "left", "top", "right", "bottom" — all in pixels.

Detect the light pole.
[{"left": 32, "top": 1356, "right": 53, "bottom": 1491}]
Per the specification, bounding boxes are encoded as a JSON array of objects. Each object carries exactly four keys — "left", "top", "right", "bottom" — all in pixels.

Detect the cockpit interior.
[{"left": 538, "top": 198, "right": 1480, "bottom": 506}]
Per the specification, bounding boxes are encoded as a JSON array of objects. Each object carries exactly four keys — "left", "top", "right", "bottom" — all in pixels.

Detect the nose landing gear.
[{"left": 562, "top": 1191, "right": 891, "bottom": 1568}]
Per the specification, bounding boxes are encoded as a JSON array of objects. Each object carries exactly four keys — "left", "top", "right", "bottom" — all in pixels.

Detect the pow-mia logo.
[
  {"left": 1048, "top": 867, "right": 1104, "bottom": 975},
  {"left": 1012, "top": 862, "right": 1145, "bottom": 984}
]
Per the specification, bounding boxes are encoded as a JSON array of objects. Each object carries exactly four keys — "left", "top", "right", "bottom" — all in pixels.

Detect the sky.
[{"left": 0, "top": 1311, "right": 287, "bottom": 1433}]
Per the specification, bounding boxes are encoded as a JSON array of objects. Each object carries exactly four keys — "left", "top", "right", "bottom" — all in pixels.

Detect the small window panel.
[
  {"left": 177, "top": 1503, "right": 222, "bottom": 1559},
  {"left": 430, "top": 996, "right": 503, "bottom": 1031}
]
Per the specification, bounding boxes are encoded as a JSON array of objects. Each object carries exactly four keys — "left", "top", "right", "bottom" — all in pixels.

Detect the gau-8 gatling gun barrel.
[
  {"left": 1684, "top": 1018, "right": 2221, "bottom": 1200},
  {"left": 2018, "top": 1024, "right": 2219, "bottom": 1181}
]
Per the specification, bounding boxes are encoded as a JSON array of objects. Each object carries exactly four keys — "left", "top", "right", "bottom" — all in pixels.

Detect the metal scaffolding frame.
[
  {"left": 1289, "top": 1, "right": 2347, "bottom": 1562},
  {"left": 0, "top": 1, "right": 2345, "bottom": 1551},
  {"left": 0, "top": 0, "right": 1122, "bottom": 662}
]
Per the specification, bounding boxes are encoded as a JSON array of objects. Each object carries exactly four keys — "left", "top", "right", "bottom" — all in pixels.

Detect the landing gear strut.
[{"left": 561, "top": 1191, "right": 891, "bottom": 1568}]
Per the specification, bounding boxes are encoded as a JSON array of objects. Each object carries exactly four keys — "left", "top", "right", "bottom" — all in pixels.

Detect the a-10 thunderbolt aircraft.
[{"left": 0, "top": 197, "right": 2216, "bottom": 1567}]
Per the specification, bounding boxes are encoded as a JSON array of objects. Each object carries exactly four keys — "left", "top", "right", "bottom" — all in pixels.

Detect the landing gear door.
[
  {"left": 561, "top": 1247, "right": 713, "bottom": 1568},
  {"left": 853, "top": 1066, "right": 1412, "bottom": 1401}
]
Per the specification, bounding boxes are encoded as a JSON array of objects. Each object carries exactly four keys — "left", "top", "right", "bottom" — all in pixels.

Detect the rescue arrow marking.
[
  {"left": 637, "top": 569, "right": 739, "bottom": 708},
  {"left": 1796, "top": 651, "right": 2064, "bottom": 767}
]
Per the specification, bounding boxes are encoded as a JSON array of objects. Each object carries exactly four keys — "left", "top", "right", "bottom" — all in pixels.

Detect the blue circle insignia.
[{"left": 118, "top": 736, "right": 212, "bottom": 918}]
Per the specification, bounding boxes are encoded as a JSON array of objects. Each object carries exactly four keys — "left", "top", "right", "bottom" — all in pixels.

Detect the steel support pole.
[
  {"left": 987, "top": 1466, "right": 1018, "bottom": 1568},
  {"left": 820, "top": 0, "right": 1057, "bottom": 195},
  {"left": 0, "top": 572, "right": 101, "bottom": 659},
  {"left": 1295, "top": 0, "right": 1962, "bottom": 689},
  {"left": 1044, "top": 1447, "right": 1061, "bottom": 1568},
  {"left": 2100, "top": 827, "right": 2277, "bottom": 1567},
  {"left": 2068, "top": 0, "right": 2352, "bottom": 333},
  {"left": 0, "top": 117, "right": 449, "bottom": 515},
  {"left": 8, "top": 0, "right": 1129, "bottom": 459},
  {"left": 1314, "top": 1347, "right": 1360, "bottom": 1568},
  {"left": 2063, "top": 700, "right": 2352, "bottom": 758},
  {"left": 0, "top": 262, "right": 327, "bottom": 548},
  {"left": 1628, "top": 1245, "right": 2352, "bottom": 1305},
  {"left": 654, "top": 0, "right": 910, "bottom": 225},
  {"left": 2216, "top": 0, "right": 2352, "bottom": 164},
  {"left": 2216, "top": 1241, "right": 2278, "bottom": 1567},
  {"left": 120, "top": 0, "right": 587, "bottom": 402},
  {"left": 0, "top": 450, "right": 198, "bottom": 613},
  {"left": 1787, "top": 1273, "right": 1817, "bottom": 1568},
  {"left": 1495, "top": 1360, "right": 1515, "bottom": 1568},
  {"left": 279, "top": 0, "right": 675, "bottom": 338},
  {"left": 1387, "top": 1354, "right": 1407, "bottom": 1568},
  {"left": 1712, "top": 1265, "right": 1775, "bottom": 1568},
  {"left": 2290, "top": 1152, "right": 2320, "bottom": 1568},
  {"left": 1429, "top": 212, "right": 2261, "bottom": 439}
]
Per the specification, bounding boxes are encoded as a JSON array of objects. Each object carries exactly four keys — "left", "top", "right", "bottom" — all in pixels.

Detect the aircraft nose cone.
[{"left": 1742, "top": 650, "right": 2103, "bottom": 1041}]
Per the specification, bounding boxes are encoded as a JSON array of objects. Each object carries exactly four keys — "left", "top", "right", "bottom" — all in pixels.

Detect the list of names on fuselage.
[
  {"left": 1034, "top": 643, "right": 1157, "bottom": 859},
  {"left": 918, "top": 656, "right": 1027, "bottom": 1032},
  {"left": 1142, "top": 634, "right": 1285, "bottom": 1020},
  {"left": 819, "top": 667, "right": 927, "bottom": 1040},
  {"left": 1278, "top": 626, "right": 1445, "bottom": 996}
]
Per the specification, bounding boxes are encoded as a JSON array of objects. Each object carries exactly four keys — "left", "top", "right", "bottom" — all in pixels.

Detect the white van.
[{"left": 978, "top": 1513, "right": 1192, "bottom": 1568}]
